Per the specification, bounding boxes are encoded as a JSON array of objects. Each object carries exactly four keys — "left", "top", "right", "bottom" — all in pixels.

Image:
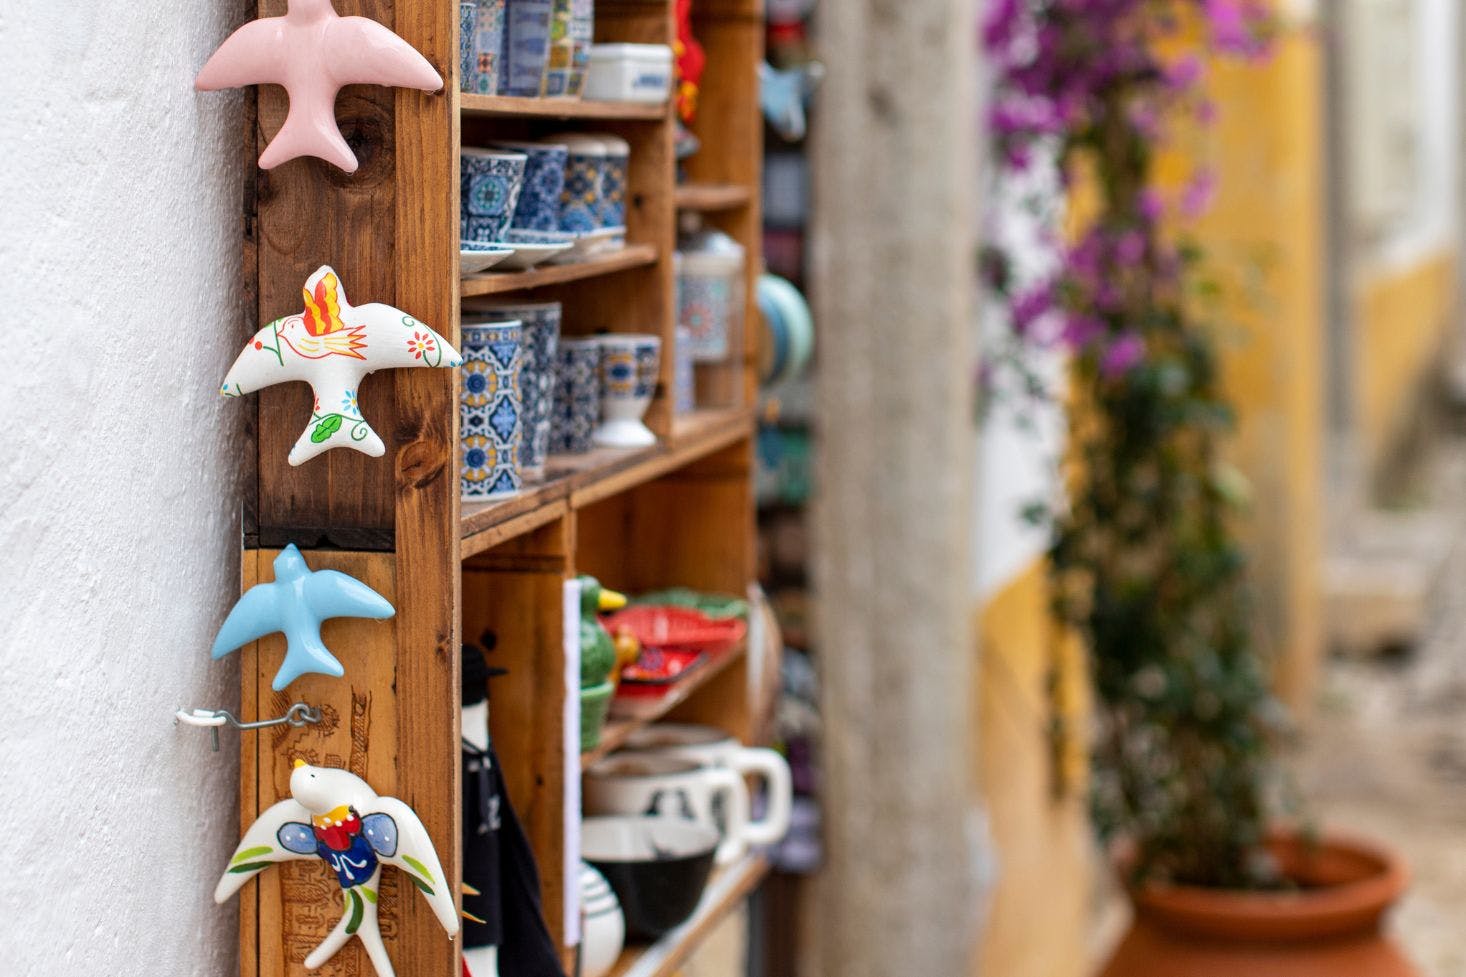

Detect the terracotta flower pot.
[{"left": 1097, "top": 832, "right": 1417, "bottom": 977}]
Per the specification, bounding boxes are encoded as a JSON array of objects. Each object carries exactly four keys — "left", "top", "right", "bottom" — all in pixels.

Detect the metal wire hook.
[{"left": 175, "top": 702, "right": 323, "bottom": 752}]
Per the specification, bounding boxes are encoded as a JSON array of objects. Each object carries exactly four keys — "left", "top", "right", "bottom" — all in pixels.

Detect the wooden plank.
[
  {"left": 392, "top": 2, "right": 463, "bottom": 977},
  {"left": 462, "top": 93, "right": 668, "bottom": 120},
  {"left": 239, "top": 550, "right": 261, "bottom": 977},
  {"left": 606, "top": 856, "right": 770, "bottom": 977},
  {"left": 461, "top": 499, "right": 571, "bottom": 560},
  {"left": 581, "top": 641, "right": 747, "bottom": 769},
  {"left": 460, "top": 244, "right": 658, "bottom": 297},
  {"left": 674, "top": 182, "right": 752, "bottom": 211}
]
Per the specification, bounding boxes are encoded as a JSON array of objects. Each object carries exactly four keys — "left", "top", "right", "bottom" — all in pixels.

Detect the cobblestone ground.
[{"left": 1296, "top": 446, "right": 1466, "bottom": 977}]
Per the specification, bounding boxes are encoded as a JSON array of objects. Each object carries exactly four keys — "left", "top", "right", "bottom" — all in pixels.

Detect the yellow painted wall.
[
  {"left": 1175, "top": 21, "right": 1326, "bottom": 707},
  {"left": 1354, "top": 252, "right": 1457, "bottom": 484},
  {"left": 973, "top": 561, "right": 1091, "bottom": 977}
]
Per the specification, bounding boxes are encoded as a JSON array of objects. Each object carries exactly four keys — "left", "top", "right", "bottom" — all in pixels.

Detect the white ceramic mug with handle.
[
  {"left": 619, "top": 723, "right": 793, "bottom": 848},
  {"left": 584, "top": 754, "right": 752, "bottom": 865}
]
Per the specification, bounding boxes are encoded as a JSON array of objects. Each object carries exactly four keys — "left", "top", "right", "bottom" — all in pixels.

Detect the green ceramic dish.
[{"left": 630, "top": 588, "right": 748, "bottom": 620}]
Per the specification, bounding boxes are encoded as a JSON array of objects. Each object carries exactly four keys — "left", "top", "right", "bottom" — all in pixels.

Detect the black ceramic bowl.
[{"left": 581, "top": 816, "right": 720, "bottom": 939}]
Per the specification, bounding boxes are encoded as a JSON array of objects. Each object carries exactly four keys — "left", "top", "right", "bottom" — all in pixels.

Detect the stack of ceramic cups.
[
  {"left": 558, "top": 133, "right": 629, "bottom": 241},
  {"left": 459, "top": 0, "right": 507, "bottom": 95},
  {"left": 552, "top": 338, "right": 601, "bottom": 454},
  {"left": 464, "top": 302, "right": 562, "bottom": 485},
  {"left": 461, "top": 148, "right": 527, "bottom": 245},
  {"left": 460, "top": 318, "right": 524, "bottom": 502}
]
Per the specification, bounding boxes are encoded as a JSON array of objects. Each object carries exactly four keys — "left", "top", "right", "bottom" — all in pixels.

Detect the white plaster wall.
[{"left": 0, "top": 2, "right": 251, "bottom": 973}]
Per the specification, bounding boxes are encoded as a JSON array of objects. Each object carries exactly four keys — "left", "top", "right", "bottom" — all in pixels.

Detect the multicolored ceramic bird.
[
  {"left": 578, "top": 576, "right": 627, "bottom": 688},
  {"left": 220, "top": 266, "right": 462, "bottom": 466},
  {"left": 217, "top": 762, "right": 458, "bottom": 977},
  {"left": 211, "top": 544, "right": 394, "bottom": 691},
  {"left": 195, "top": 0, "right": 443, "bottom": 172}
]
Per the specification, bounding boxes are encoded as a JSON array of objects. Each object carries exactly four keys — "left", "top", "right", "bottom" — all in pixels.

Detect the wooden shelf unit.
[
  {"left": 674, "top": 182, "right": 753, "bottom": 211},
  {"left": 235, "top": 3, "right": 764, "bottom": 977}
]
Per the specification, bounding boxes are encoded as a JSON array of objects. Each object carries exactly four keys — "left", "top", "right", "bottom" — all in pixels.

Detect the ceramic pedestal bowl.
[
  {"left": 594, "top": 334, "right": 661, "bottom": 448},
  {"left": 581, "top": 816, "right": 719, "bottom": 939}
]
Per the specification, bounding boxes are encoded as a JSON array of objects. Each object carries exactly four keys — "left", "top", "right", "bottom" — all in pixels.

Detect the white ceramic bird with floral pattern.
[
  {"left": 221, "top": 266, "right": 462, "bottom": 465},
  {"left": 216, "top": 761, "right": 458, "bottom": 977}
]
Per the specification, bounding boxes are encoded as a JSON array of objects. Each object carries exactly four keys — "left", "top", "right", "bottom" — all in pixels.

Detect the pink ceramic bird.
[{"left": 196, "top": 0, "right": 443, "bottom": 172}]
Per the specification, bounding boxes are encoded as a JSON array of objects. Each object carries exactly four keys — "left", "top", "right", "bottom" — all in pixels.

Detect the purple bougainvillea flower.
[
  {"left": 1180, "top": 167, "right": 1217, "bottom": 217},
  {"left": 1100, "top": 333, "right": 1146, "bottom": 377}
]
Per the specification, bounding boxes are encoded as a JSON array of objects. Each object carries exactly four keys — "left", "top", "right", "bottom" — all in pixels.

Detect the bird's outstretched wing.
[
  {"left": 304, "top": 569, "right": 395, "bottom": 623},
  {"left": 212, "top": 584, "right": 281, "bottom": 660},
  {"left": 357, "top": 305, "right": 463, "bottom": 371},
  {"left": 326, "top": 17, "right": 444, "bottom": 91},
  {"left": 215, "top": 797, "right": 315, "bottom": 904},
  {"left": 360, "top": 796, "right": 459, "bottom": 937},
  {"left": 196, "top": 18, "right": 290, "bottom": 91}
]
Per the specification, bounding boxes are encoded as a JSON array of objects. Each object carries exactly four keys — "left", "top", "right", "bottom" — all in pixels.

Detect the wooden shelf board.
[
  {"left": 606, "top": 854, "right": 771, "bottom": 977},
  {"left": 461, "top": 408, "right": 752, "bottom": 558},
  {"left": 461, "top": 94, "right": 668, "bottom": 120},
  {"left": 674, "top": 182, "right": 752, "bottom": 211},
  {"left": 461, "top": 244, "right": 658, "bottom": 297},
  {"left": 582, "top": 639, "right": 746, "bottom": 769}
]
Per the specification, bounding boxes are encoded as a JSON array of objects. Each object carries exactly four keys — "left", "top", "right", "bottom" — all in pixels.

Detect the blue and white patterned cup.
[
  {"left": 470, "top": 0, "right": 507, "bottom": 95},
  {"left": 465, "top": 302, "right": 561, "bottom": 481},
  {"left": 557, "top": 135, "right": 607, "bottom": 233},
  {"left": 503, "top": 0, "right": 553, "bottom": 97},
  {"left": 551, "top": 338, "right": 601, "bottom": 454},
  {"left": 594, "top": 334, "right": 660, "bottom": 448},
  {"left": 461, "top": 149, "right": 528, "bottom": 243},
  {"left": 495, "top": 140, "right": 570, "bottom": 232},
  {"left": 460, "top": 3, "right": 478, "bottom": 92},
  {"left": 597, "top": 135, "right": 630, "bottom": 229},
  {"left": 461, "top": 321, "right": 524, "bottom": 501}
]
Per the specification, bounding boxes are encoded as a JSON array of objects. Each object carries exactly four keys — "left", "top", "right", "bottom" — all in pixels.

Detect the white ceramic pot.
[
  {"left": 584, "top": 754, "right": 751, "bottom": 865},
  {"left": 579, "top": 860, "right": 624, "bottom": 977},
  {"left": 619, "top": 723, "right": 793, "bottom": 847}
]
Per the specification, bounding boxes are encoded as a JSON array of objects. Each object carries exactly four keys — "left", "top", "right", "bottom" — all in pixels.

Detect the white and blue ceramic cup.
[
  {"left": 503, "top": 0, "right": 554, "bottom": 96},
  {"left": 594, "top": 334, "right": 660, "bottom": 448},
  {"left": 496, "top": 140, "right": 570, "bottom": 232},
  {"left": 557, "top": 134, "right": 607, "bottom": 233},
  {"left": 465, "top": 302, "right": 561, "bottom": 481},
  {"left": 552, "top": 338, "right": 601, "bottom": 454},
  {"left": 470, "top": 0, "right": 507, "bottom": 95},
  {"left": 461, "top": 148, "right": 528, "bottom": 244},
  {"left": 461, "top": 321, "right": 524, "bottom": 501},
  {"left": 597, "top": 135, "right": 630, "bottom": 229}
]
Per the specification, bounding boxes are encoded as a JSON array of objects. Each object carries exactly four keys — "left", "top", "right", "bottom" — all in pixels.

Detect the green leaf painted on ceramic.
[
  {"left": 312, "top": 414, "right": 343, "bottom": 443},
  {"left": 406, "top": 874, "right": 435, "bottom": 897},
  {"left": 228, "top": 862, "right": 274, "bottom": 875},
  {"left": 345, "top": 889, "right": 364, "bottom": 935},
  {"left": 361, "top": 887, "right": 378, "bottom": 904},
  {"left": 402, "top": 855, "right": 435, "bottom": 884},
  {"left": 230, "top": 846, "right": 273, "bottom": 866}
]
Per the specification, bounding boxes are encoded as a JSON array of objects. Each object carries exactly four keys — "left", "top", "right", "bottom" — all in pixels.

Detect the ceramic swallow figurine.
[
  {"left": 211, "top": 544, "right": 394, "bottom": 691},
  {"left": 195, "top": 0, "right": 443, "bottom": 172},
  {"left": 221, "top": 266, "right": 462, "bottom": 466},
  {"left": 217, "top": 762, "right": 458, "bottom": 977}
]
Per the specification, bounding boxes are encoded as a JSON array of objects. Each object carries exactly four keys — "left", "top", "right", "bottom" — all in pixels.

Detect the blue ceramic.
[
  {"left": 567, "top": 0, "right": 595, "bottom": 95},
  {"left": 211, "top": 545, "right": 394, "bottom": 692},
  {"left": 459, "top": 3, "right": 477, "bottom": 92},
  {"left": 503, "top": 0, "right": 553, "bottom": 97},
  {"left": 598, "top": 137, "right": 629, "bottom": 228},
  {"left": 496, "top": 141, "right": 570, "bottom": 232},
  {"left": 466, "top": 303, "right": 561, "bottom": 480},
  {"left": 558, "top": 136, "right": 606, "bottom": 233},
  {"left": 461, "top": 148, "right": 527, "bottom": 243},
  {"left": 552, "top": 338, "right": 601, "bottom": 454},
  {"left": 504, "top": 227, "right": 577, "bottom": 246},
  {"left": 471, "top": 0, "right": 507, "bottom": 95},
  {"left": 673, "top": 326, "right": 695, "bottom": 414},
  {"left": 461, "top": 321, "right": 524, "bottom": 500}
]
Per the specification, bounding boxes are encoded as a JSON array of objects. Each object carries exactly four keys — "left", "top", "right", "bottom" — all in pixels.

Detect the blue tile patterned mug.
[
  {"left": 557, "top": 135, "right": 607, "bottom": 233},
  {"left": 470, "top": 0, "right": 507, "bottom": 95},
  {"left": 465, "top": 302, "right": 561, "bottom": 481},
  {"left": 495, "top": 140, "right": 570, "bottom": 233},
  {"left": 460, "top": 3, "right": 478, "bottom": 92},
  {"left": 461, "top": 148, "right": 528, "bottom": 243},
  {"left": 461, "top": 321, "right": 524, "bottom": 501},
  {"left": 552, "top": 338, "right": 601, "bottom": 454},
  {"left": 594, "top": 334, "right": 660, "bottom": 449},
  {"left": 597, "top": 135, "right": 630, "bottom": 229},
  {"left": 503, "top": 0, "right": 553, "bottom": 97}
]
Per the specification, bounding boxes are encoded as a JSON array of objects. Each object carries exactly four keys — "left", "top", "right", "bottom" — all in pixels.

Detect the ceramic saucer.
[{"left": 460, "top": 247, "right": 515, "bottom": 275}]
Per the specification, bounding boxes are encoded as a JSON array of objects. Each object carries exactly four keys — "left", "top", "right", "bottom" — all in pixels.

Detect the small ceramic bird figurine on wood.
[
  {"left": 217, "top": 762, "right": 458, "bottom": 977},
  {"left": 212, "top": 544, "right": 394, "bottom": 691},
  {"left": 221, "top": 266, "right": 462, "bottom": 466},
  {"left": 195, "top": 0, "right": 444, "bottom": 172}
]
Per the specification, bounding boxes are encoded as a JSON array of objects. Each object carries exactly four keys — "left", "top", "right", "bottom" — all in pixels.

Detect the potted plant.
[{"left": 982, "top": 2, "right": 1414, "bottom": 973}]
